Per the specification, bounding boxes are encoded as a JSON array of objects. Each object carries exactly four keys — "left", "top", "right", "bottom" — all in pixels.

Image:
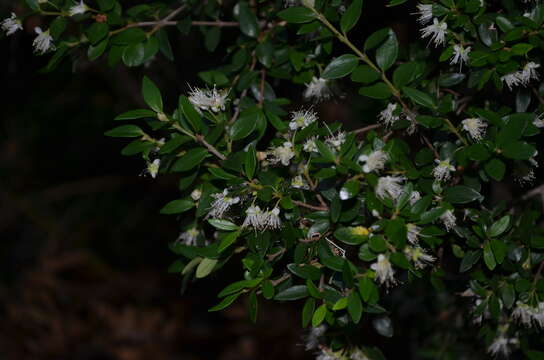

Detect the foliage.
[{"left": 6, "top": 0, "right": 544, "bottom": 358}]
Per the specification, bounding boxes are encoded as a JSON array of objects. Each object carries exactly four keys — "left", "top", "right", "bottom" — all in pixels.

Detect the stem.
[
  {"left": 293, "top": 200, "right": 328, "bottom": 211},
  {"left": 148, "top": 5, "right": 187, "bottom": 36},
  {"left": 195, "top": 135, "right": 227, "bottom": 161},
  {"left": 353, "top": 124, "right": 381, "bottom": 135},
  {"left": 444, "top": 118, "right": 468, "bottom": 146}
]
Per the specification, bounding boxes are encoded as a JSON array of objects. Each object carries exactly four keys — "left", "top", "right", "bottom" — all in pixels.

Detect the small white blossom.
[
  {"left": 243, "top": 205, "right": 266, "bottom": 229},
  {"left": 520, "top": 62, "right": 540, "bottom": 85},
  {"left": 268, "top": 141, "right": 295, "bottom": 166},
  {"left": 375, "top": 176, "right": 405, "bottom": 200},
  {"left": 188, "top": 86, "right": 229, "bottom": 113},
  {"left": 177, "top": 228, "right": 199, "bottom": 246},
  {"left": 264, "top": 207, "right": 282, "bottom": 230},
  {"left": 325, "top": 132, "right": 346, "bottom": 151},
  {"left": 1, "top": 13, "right": 22, "bottom": 36},
  {"left": 378, "top": 103, "right": 400, "bottom": 127},
  {"left": 462, "top": 118, "right": 487, "bottom": 141},
  {"left": 414, "top": 3, "right": 433, "bottom": 24},
  {"left": 33, "top": 27, "right": 55, "bottom": 54},
  {"left": 304, "top": 77, "right": 333, "bottom": 102},
  {"left": 371, "top": 254, "right": 396, "bottom": 287},
  {"left": 68, "top": 0, "right": 88, "bottom": 16},
  {"left": 440, "top": 210, "right": 457, "bottom": 231},
  {"left": 301, "top": 0, "right": 315, "bottom": 8},
  {"left": 208, "top": 189, "right": 240, "bottom": 218},
  {"left": 407, "top": 223, "right": 422, "bottom": 244},
  {"left": 358, "top": 150, "right": 388, "bottom": 173},
  {"left": 289, "top": 109, "right": 317, "bottom": 131},
  {"left": 516, "top": 169, "right": 535, "bottom": 186},
  {"left": 146, "top": 159, "right": 160, "bottom": 178},
  {"left": 304, "top": 324, "right": 326, "bottom": 350},
  {"left": 432, "top": 159, "right": 455, "bottom": 182},
  {"left": 404, "top": 246, "right": 436, "bottom": 269},
  {"left": 303, "top": 137, "right": 318, "bottom": 152},
  {"left": 350, "top": 349, "right": 370, "bottom": 360},
  {"left": 409, "top": 190, "right": 421, "bottom": 205},
  {"left": 291, "top": 175, "right": 310, "bottom": 190},
  {"left": 501, "top": 72, "right": 523, "bottom": 90},
  {"left": 190, "top": 189, "right": 202, "bottom": 201},
  {"left": 512, "top": 301, "right": 544, "bottom": 328},
  {"left": 487, "top": 334, "right": 519, "bottom": 358},
  {"left": 450, "top": 44, "right": 471, "bottom": 68},
  {"left": 420, "top": 18, "right": 448, "bottom": 47},
  {"left": 533, "top": 113, "right": 544, "bottom": 128}
]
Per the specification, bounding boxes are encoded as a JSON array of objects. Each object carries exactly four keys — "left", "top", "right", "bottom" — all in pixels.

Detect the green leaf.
[
  {"left": 262, "top": 280, "right": 275, "bottom": 299},
  {"left": 333, "top": 297, "right": 348, "bottom": 310},
  {"left": 351, "top": 65, "right": 381, "bottom": 84},
  {"left": 491, "top": 238, "right": 507, "bottom": 264},
  {"left": 483, "top": 242, "right": 496, "bottom": 270},
  {"left": 358, "top": 83, "right": 392, "bottom": 99},
  {"left": 111, "top": 28, "right": 147, "bottom": 45},
  {"left": 104, "top": 125, "right": 143, "bottom": 137},
  {"left": 179, "top": 95, "right": 202, "bottom": 132},
  {"left": 364, "top": 28, "right": 389, "bottom": 51},
  {"left": 443, "top": 186, "right": 483, "bottom": 204},
  {"left": 487, "top": 215, "right": 510, "bottom": 238},
  {"left": 218, "top": 278, "right": 261, "bottom": 297},
  {"left": 393, "top": 62, "right": 424, "bottom": 88},
  {"left": 86, "top": 23, "right": 109, "bottom": 45},
  {"left": 340, "top": 0, "right": 363, "bottom": 33},
  {"left": 334, "top": 227, "right": 368, "bottom": 245},
  {"left": 208, "top": 219, "right": 240, "bottom": 231},
  {"left": 312, "top": 304, "right": 327, "bottom": 327},
  {"left": 122, "top": 43, "right": 145, "bottom": 67},
  {"left": 287, "top": 263, "right": 322, "bottom": 280},
  {"left": 160, "top": 199, "right": 194, "bottom": 214},
  {"left": 142, "top": 76, "right": 163, "bottom": 112},
  {"left": 239, "top": 1, "right": 259, "bottom": 38},
  {"left": 115, "top": 109, "right": 156, "bottom": 121},
  {"left": 376, "top": 30, "right": 398, "bottom": 71},
  {"left": 230, "top": 113, "right": 258, "bottom": 140},
  {"left": 274, "top": 285, "right": 309, "bottom": 301},
  {"left": 315, "top": 140, "right": 336, "bottom": 162},
  {"left": 347, "top": 291, "right": 363, "bottom": 323},
  {"left": 88, "top": 38, "right": 109, "bottom": 61},
  {"left": 459, "top": 250, "right": 481, "bottom": 272},
  {"left": 402, "top": 87, "right": 436, "bottom": 109},
  {"left": 502, "top": 141, "right": 536, "bottom": 160},
  {"left": 218, "top": 230, "right": 241, "bottom": 252},
  {"left": 511, "top": 43, "right": 534, "bottom": 55},
  {"left": 501, "top": 284, "right": 515, "bottom": 309},
  {"left": 196, "top": 258, "right": 218, "bottom": 278},
  {"left": 171, "top": 148, "right": 209, "bottom": 172},
  {"left": 358, "top": 277, "right": 376, "bottom": 302},
  {"left": 249, "top": 290, "right": 258, "bottom": 323},
  {"left": 277, "top": 6, "right": 316, "bottom": 23},
  {"left": 244, "top": 144, "right": 257, "bottom": 179},
  {"left": 484, "top": 158, "right": 506, "bottom": 181},
  {"left": 302, "top": 298, "right": 316, "bottom": 327},
  {"left": 209, "top": 293, "right": 240, "bottom": 312},
  {"left": 321, "top": 54, "right": 359, "bottom": 80},
  {"left": 419, "top": 207, "right": 447, "bottom": 224}
]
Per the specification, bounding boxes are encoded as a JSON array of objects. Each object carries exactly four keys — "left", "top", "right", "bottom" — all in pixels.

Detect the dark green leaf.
[
  {"left": 104, "top": 124, "right": 143, "bottom": 137},
  {"left": 142, "top": 76, "right": 163, "bottom": 112},
  {"left": 171, "top": 148, "right": 209, "bottom": 172},
  {"left": 277, "top": 6, "right": 315, "bottom": 23},
  {"left": 443, "top": 186, "right": 483, "bottom": 204},
  {"left": 274, "top": 285, "right": 309, "bottom": 301},
  {"left": 340, "top": 0, "right": 363, "bottom": 33},
  {"left": 160, "top": 199, "right": 194, "bottom": 214},
  {"left": 376, "top": 30, "right": 398, "bottom": 71},
  {"left": 322, "top": 54, "right": 359, "bottom": 80},
  {"left": 239, "top": 2, "right": 259, "bottom": 38}
]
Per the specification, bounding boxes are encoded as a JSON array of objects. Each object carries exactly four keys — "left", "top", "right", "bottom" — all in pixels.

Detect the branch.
[
  {"left": 353, "top": 124, "right": 381, "bottom": 135},
  {"left": 148, "top": 5, "right": 187, "bottom": 36},
  {"left": 293, "top": 200, "right": 328, "bottom": 211},
  {"left": 195, "top": 135, "right": 227, "bottom": 161}
]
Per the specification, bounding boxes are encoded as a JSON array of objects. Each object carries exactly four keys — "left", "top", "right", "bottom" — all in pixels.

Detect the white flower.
[
  {"left": 512, "top": 301, "right": 544, "bottom": 328},
  {"left": 358, "top": 150, "right": 388, "bottom": 173},
  {"left": 264, "top": 207, "right": 282, "bottom": 230},
  {"left": 178, "top": 228, "right": 199, "bottom": 246},
  {"left": 208, "top": 189, "right": 240, "bottom": 218},
  {"left": 487, "top": 334, "right": 519, "bottom": 358},
  {"left": 432, "top": 159, "right": 455, "bottom": 182},
  {"left": 414, "top": 3, "right": 433, "bottom": 24},
  {"left": 243, "top": 205, "right": 266, "bottom": 229},
  {"left": 520, "top": 62, "right": 540, "bottom": 85},
  {"left": 450, "top": 44, "right": 471, "bottom": 68},
  {"left": 501, "top": 72, "right": 523, "bottom": 90},
  {"left": 284, "top": 0, "right": 299, "bottom": 7},
  {"left": 304, "top": 324, "right": 326, "bottom": 350},
  {"left": 378, "top": 103, "right": 400, "bottom": 127},
  {"left": 1, "top": 13, "right": 22, "bottom": 36},
  {"left": 370, "top": 254, "right": 396, "bottom": 287},
  {"left": 147, "top": 159, "right": 160, "bottom": 178},
  {"left": 188, "top": 85, "right": 229, "bottom": 113},
  {"left": 350, "top": 349, "right": 370, "bottom": 360},
  {"left": 33, "top": 27, "right": 55, "bottom": 54},
  {"left": 462, "top": 118, "right": 487, "bottom": 141},
  {"left": 533, "top": 113, "right": 544, "bottom": 128},
  {"left": 190, "top": 189, "right": 202, "bottom": 201},
  {"left": 301, "top": 0, "right": 315, "bottom": 8},
  {"left": 375, "top": 176, "right": 405, "bottom": 200},
  {"left": 440, "top": 210, "right": 457, "bottom": 231},
  {"left": 404, "top": 246, "right": 436, "bottom": 269},
  {"left": 289, "top": 109, "right": 317, "bottom": 131},
  {"left": 303, "top": 137, "right": 318, "bottom": 152},
  {"left": 268, "top": 141, "right": 295, "bottom": 166},
  {"left": 68, "top": 0, "right": 88, "bottom": 16},
  {"left": 516, "top": 168, "right": 535, "bottom": 185},
  {"left": 325, "top": 132, "right": 346, "bottom": 151},
  {"left": 304, "top": 77, "right": 333, "bottom": 102},
  {"left": 409, "top": 190, "right": 421, "bottom": 205},
  {"left": 406, "top": 223, "right": 422, "bottom": 244},
  {"left": 420, "top": 18, "right": 448, "bottom": 47},
  {"left": 291, "top": 175, "right": 310, "bottom": 190}
]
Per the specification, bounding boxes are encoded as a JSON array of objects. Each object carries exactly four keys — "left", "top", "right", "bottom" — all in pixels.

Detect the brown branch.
[
  {"left": 258, "top": 69, "right": 266, "bottom": 106},
  {"left": 195, "top": 135, "right": 227, "bottom": 161},
  {"left": 421, "top": 134, "right": 440, "bottom": 159},
  {"left": 533, "top": 261, "right": 544, "bottom": 286},
  {"left": 352, "top": 124, "right": 381, "bottom": 135},
  {"left": 532, "top": 87, "right": 544, "bottom": 105},
  {"left": 270, "top": 274, "right": 290, "bottom": 286},
  {"left": 293, "top": 200, "right": 328, "bottom": 211},
  {"left": 148, "top": 5, "right": 187, "bottom": 36}
]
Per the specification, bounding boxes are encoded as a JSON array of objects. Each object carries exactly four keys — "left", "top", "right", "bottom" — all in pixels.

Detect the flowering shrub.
[{"left": 6, "top": 0, "right": 544, "bottom": 358}]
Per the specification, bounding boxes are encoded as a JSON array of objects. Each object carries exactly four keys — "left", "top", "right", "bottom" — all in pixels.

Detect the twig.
[
  {"left": 532, "top": 87, "right": 544, "bottom": 105},
  {"left": 352, "top": 124, "right": 381, "bottom": 135},
  {"left": 258, "top": 69, "right": 266, "bottom": 106},
  {"left": 195, "top": 135, "right": 227, "bottom": 161},
  {"left": 533, "top": 261, "right": 544, "bottom": 287},
  {"left": 421, "top": 134, "right": 440, "bottom": 159},
  {"left": 293, "top": 200, "right": 328, "bottom": 211},
  {"left": 271, "top": 273, "right": 291, "bottom": 286},
  {"left": 229, "top": 54, "right": 257, "bottom": 125}
]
